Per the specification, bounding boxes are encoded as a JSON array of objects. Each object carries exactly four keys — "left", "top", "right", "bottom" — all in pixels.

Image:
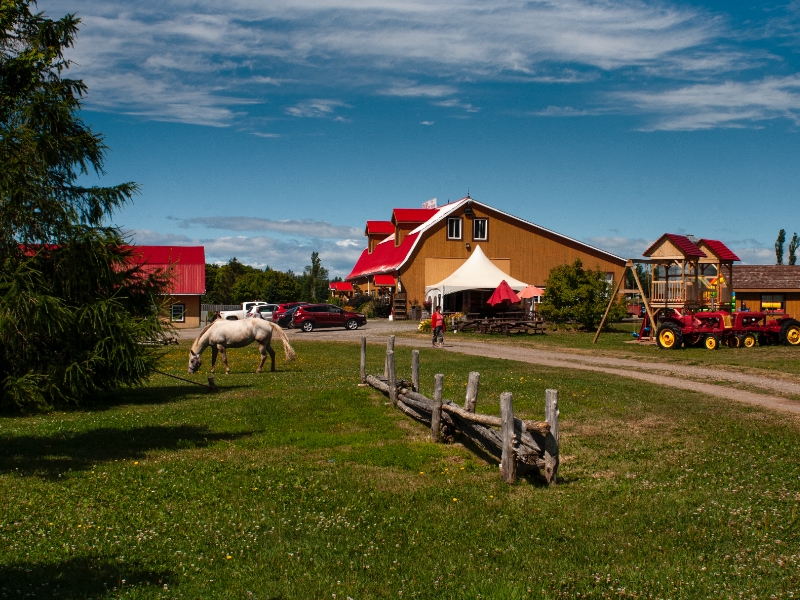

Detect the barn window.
[
  {"left": 171, "top": 304, "right": 186, "bottom": 322},
  {"left": 473, "top": 218, "right": 488, "bottom": 241},
  {"left": 447, "top": 217, "right": 462, "bottom": 240},
  {"left": 761, "top": 294, "right": 785, "bottom": 312}
]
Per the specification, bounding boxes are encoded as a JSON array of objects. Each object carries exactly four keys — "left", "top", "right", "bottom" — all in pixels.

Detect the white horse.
[{"left": 188, "top": 319, "right": 296, "bottom": 374}]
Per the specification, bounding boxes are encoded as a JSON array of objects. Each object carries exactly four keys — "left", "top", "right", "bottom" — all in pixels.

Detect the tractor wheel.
[
  {"left": 656, "top": 323, "right": 683, "bottom": 350},
  {"left": 742, "top": 333, "right": 757, "bottom": 348},
  {"left": 779, "top": 319, "right": 800, "bottom": 346},
  {"left": 704, "top": 335, "right": 721, "bottom": 350},
  {"left": 727, "top": 335, "right": 741, "bottom": 349}
]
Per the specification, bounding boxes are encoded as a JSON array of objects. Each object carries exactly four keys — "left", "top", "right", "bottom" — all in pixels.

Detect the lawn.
[{"left": 1, "top": 340, "right": 798, "bottom": 598}]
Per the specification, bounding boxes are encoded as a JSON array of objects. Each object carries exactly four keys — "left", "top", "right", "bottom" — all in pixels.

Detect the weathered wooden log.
[
  {"left": 465, "top": 372, "right": 480, "bottom": 412},
  {"left": 500, "top": 392, "right": 516, "bottom": 484},
  {"left": 387, "top": 351, "right": 397, "bottom": 406},
  {"left": 396, "top": 398, "right": 430, "bottom": 424},
  {"left": 384, "top": 336, "right": 395, "bottom": 377},
  {"left": 431, "top": 374, "right": 443, "bottom": 442},
  {"left": 360, "top": 337, "right": 367, "bottom": 383},
  {"left": 440, "top": 402, "right": 549, "bottom": 438},
  {"left": 544, "top": 388, "right": 559, "bottom": 484},
  {"left": 366, "top": 374, "right": 389, "bottom": 393},
  {"left": 411, "top": 350, "right": 420, "bottom": 392}
]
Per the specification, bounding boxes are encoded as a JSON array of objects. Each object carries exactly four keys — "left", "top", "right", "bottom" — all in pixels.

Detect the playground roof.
[
  {"left": 643, "top": 233, "right": 706, "bottom": 258},
  {"left": 699, "top": 239, "right": 740, "bottom": 262}
]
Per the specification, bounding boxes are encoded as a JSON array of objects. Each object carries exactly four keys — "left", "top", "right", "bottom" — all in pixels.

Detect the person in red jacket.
[{"left": 431, "top": 308, "right": 445, "bottom": 348}]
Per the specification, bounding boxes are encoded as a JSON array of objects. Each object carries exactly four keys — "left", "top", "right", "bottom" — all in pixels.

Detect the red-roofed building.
[
  {"left": 346, "top": 197, "right": 625, "bottom": 315},
  {"left": 130, "top": 246, "right": 206, "bottom": 328},
  {"left": 365, "top": 221, "right": 396, "bottom": 253},
  {"left": 329, "top": 281, "right": 354, "bottom": 300}
]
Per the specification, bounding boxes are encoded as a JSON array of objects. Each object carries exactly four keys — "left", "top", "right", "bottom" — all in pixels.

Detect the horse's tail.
[{"left": 271, "top": 323, "right": 296, "bottom": 362}]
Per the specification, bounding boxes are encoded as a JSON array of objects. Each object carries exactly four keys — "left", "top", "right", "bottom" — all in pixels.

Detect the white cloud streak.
[
  {"left": 168, "top": 216, "right": 362, "bottom": 238},
  {"left": 46, "top": 0, "right": 739, "bottom": 126}
]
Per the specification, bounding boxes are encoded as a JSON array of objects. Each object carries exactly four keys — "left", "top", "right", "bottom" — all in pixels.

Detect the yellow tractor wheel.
[
  {"left": 782, "top": 322, "right": 800, "bottom": 346},
  {"left": 742, "top": 334, "right": 757, "bottom": 348},
  {"left": 656, "top": 324, "right": 683, "bottom": 350},
  {"left": 704, "top": 335, "right": 720, "bottom": 350}
]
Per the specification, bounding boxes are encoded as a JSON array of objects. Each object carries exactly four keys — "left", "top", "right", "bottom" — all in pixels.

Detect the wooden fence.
[{"left": 360, "top": 336, "right": 559, "bottom": 485}]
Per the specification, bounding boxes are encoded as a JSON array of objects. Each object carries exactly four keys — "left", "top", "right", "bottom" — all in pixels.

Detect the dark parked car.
[
  {"left": 292, "top": 304, "right": 367, "bottom": 332},
  {"left": 274, "top": 305, "right": 302, "bottom": 328},
  {"left": 271, "top": 302, "right": 310, "bottom": 323}
]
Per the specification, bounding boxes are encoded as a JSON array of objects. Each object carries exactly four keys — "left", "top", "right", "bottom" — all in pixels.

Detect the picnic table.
[{"left": 453, "top": 313, "right": 545, "bottom": 335}]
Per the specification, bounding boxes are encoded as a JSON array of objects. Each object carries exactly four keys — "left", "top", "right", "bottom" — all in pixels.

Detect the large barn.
[
  {"left": 130, "top": 246, "right": 206, "bottom": 328},
  {"left": 345, "top": 197, "right": 625, "bottom": 313}
]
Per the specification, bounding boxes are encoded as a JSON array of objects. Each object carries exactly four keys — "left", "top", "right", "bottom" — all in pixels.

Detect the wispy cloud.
[
  {"left": 585, "top": 235, "right": 654, "bottom": 259},
  {"left": 420, "top": 120, "right": 434, "bottom": 126},
  {"left": 167, "top": 216, "right": 362, "bottom": 239},
  {"left": 619, "top": 75, "right": 800, "bottom": 130},
  {"left": 286, "top": 99, "right": 351, "bottom": 119},
  {"left": 381, "top": 82, "right": 457, "bottom": 98},
  {"left": 533, "top": 106, "right": 592, "bottom": 117},
  {"left": 53, "top": 0, "right": 740, "bottom": 127},
  {"left": 434, "top": 98, "right": 479, "bottom": 113}
]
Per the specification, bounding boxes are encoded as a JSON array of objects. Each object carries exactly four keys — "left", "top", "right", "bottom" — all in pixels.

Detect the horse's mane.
[{"left": 191, "top": 320, "right": 218, "bottom": 352}]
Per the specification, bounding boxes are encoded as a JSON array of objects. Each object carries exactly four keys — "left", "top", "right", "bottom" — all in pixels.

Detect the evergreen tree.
[
  {"left": 301, "top": 251, "right": 329, "bottom": 302},
  {"left": 1, "top": 1, "right": 166, "bottom": 409},
  {"left": 789, "top": 233, "right": 799, "bottom": 266},
  {"left": 776, "top": 229, "right": 786, "bottom": 265}
]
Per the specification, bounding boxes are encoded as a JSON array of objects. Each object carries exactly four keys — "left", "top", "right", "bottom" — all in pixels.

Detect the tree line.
[{"left": 202, "top": 252, "right": 332, "bottom": 305}]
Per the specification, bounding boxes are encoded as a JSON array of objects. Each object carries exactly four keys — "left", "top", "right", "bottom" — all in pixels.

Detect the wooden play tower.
[{"left": 594, "top": 234, "right": 740, "bottom": 342}]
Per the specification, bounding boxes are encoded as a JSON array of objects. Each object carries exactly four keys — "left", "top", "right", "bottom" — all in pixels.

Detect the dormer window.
[
  {"left": 447, "top": 217, "right": 462, "bottom": 240},
  {"left": 473, "top": 218, "right": 488, "bottom": 241}
]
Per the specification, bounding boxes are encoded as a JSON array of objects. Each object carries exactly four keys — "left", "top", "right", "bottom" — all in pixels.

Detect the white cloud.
[
  {"left": 286, "top": 99, "right": 351, "bottom": 119},
  {"left": 47, "top": 0, "right": 735, "bottom": 126},
  {"left": 167, "top": 216, "right": 362, "bottom": 238},
  {"left": 420, "top": 120, "right": 434, "bottom": 126},
  {"left": 381, "top": 82, "right": 457, "bottom": 98},
  {"left": 434, "top": 98, "right": 479, "bottom": 113},
  {"left": 619, "top": 75, "right": 800, "bottom": 130},
  {"left": 533, "top": 106, "right": 592, "bottom": 117},
  {"left": 584, "top": 236, "right": 655, "bottom": 259}
]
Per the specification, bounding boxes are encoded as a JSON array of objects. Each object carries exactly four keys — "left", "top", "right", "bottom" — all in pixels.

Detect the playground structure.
[{"left": 594, "top": 234, "right": 800, "bottom": 349}]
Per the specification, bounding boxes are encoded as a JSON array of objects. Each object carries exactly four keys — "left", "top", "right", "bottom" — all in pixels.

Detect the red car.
[
  {"left": 292, "top": 304, "right": 367, "bottom": 332},
  {"left": 271, "top": 302, "right": 310, "bottom": 324}
]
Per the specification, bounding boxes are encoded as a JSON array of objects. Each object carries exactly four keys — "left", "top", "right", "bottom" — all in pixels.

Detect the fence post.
[
  {"left": 545, "top": 389, "right": 559, "bottom": 484},
  {"left": 500, "top": 392, "right": 517, "bottom": 484},
  {"left": 464, "top": 372, "right": 480, "bottom": 412},
  {"left": 388, "top": 351, "right": 397, "bottom": 406},
  {"left": 360, "top": 337, "right": 367, "bottom": 384},
  {"left": 384, "top": 335, "right": 395, "bottom": 377},
  {"left": 411, "top": 350, "right": 420, "bottom": 392},
  {"left": 431, "top": 374, "right": 443, "bottom": 442}
]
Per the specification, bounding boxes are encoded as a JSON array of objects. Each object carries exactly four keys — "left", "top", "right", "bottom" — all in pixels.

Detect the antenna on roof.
[{"left": 466, "top": 188, "right": 471, "bottom": 199}]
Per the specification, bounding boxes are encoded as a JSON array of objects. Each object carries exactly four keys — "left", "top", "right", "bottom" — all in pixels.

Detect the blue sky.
[{"left": 47, "top": 0, "right": 800, "bottom": 275}]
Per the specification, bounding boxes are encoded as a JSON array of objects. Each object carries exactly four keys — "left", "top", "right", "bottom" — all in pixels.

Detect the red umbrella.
[
  {"left": 487, "top": 280, "right": 520, "bottom": 306},
  {"left": 518, "top": 285, "right": 545, "bottom": 299}
]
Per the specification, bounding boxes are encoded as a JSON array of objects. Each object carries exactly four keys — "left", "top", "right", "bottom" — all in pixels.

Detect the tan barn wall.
[
  {"left": 161, "top": 294, "right": 201, "bottom": 328},
  {"left": 398, "top": 204, "right": 625, "bottom": 305},
  {"left": 736, "top": 291, "right": 800, "bottom": 318}
]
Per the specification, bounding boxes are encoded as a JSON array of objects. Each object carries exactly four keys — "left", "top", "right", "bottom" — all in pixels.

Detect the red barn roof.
[
  {"left": 643, "top": 234, "right": 706, "bottom": 258},
  {"left": 346, "top": 233, "right": 419, "bottom": 280},
  {"left": 365, "top": 221, "right": 395, "bottom": 235},
  {"left": 392, "top": 208, "right": 438, "bottom": 224},
  {"left": 129, "top": 245, "right": 206, "bottom": 295},
  {"left": 699, "top": 239, "right": 740, "bottom": 262}
]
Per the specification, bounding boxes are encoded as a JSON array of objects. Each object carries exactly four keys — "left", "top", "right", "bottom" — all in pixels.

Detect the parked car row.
[{"left": 269, "top": 302, "right": 367, "bottom": 332}]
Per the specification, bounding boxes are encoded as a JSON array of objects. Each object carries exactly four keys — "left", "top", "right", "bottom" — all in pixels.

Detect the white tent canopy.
[{"left": 425, "top": 246, "right": 528, "bottom": 299}]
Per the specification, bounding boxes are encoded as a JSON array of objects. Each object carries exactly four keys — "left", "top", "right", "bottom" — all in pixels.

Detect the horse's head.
[{"left": 188, "top": 350, "right": 202, "bottom": 373}]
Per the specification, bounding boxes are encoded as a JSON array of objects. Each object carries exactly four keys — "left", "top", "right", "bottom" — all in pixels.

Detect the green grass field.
[{"left": 1, "top": 340, "right": 798, "bottom": 598}]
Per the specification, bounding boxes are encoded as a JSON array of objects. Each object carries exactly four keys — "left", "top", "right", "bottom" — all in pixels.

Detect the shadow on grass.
[
  {"left": 0, "top": 556, "right": 171, "bottom": 598},
  {"left": 84, "top": 382, "right": 250, "bottom": 411},
  {"left": 0, "top": 425, "right": 251, "bottom": 477}
]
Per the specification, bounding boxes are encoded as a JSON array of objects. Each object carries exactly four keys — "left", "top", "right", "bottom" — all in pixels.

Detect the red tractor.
[{"left": 648, "top": 310, "right": 800, "bottom": 350}]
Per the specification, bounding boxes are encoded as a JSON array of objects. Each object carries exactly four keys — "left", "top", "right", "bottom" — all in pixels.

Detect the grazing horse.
[{"left": 188, "top": 319, "right": 296, "bottom": 374}]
